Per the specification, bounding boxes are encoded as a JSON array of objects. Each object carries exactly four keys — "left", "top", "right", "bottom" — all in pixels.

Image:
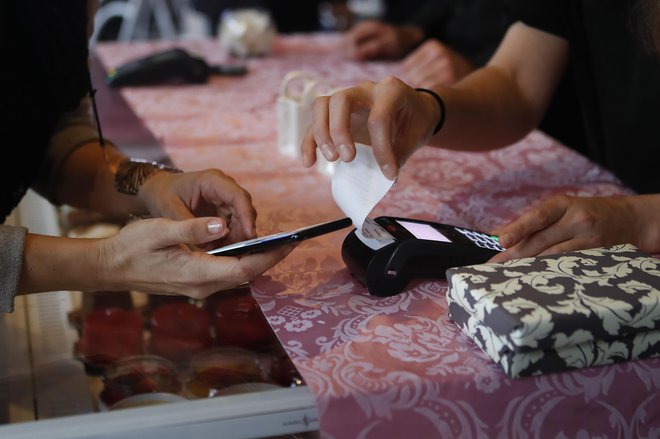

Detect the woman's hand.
[
  {"left": 97, "top": 216, "right": 294, "bottom": 299},
  {"left": 300, "top": 77, "right": 441, "bottom": 180},
  {"left": 489, "top": 194, "right": 660, "bottom": 262},
  {"left": 138, "top": 169, "right": 257, "bottom": 246}
]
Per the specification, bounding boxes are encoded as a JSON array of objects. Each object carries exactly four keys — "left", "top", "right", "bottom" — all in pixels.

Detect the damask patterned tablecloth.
[{"left": 94, "top": 35, "right": 660, "bottom": 438}]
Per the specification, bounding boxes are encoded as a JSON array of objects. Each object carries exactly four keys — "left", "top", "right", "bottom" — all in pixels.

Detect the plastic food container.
[
  {"left": 109, "top": 392, "right": 187, "bottom": 410},
  {"left": 263, "top": 350, "right": 305, "bottom": 388},
  {"left": 184, "top": 348, "right": 266, "bottom": 398},
  {"left": 77, "top": 307, "right": 144, "bottom": 368},
  {"left": 99, "top": 355, "right": 182, "bottom": 407},
  {"left": 148, "top": 302, "right": 213, "bottom": 364},
  {"left": 214, "top": 292, "right": 274, "bottom": 349}
]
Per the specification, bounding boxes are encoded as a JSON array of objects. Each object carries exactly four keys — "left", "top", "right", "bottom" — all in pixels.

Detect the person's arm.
[
  {"left": 489, "top": 194, "right": 660, "bottom": 261},
  {"left": 52, "top": 140, "right": 258, "bottom": 244},
  {"left": 30, "top": 0, "right": 257, "bottom": 243},
  {"left": 302, "top": 22, "right": 569, "bottom": 179},
  {"left": 17, "top": 216, "right": 294, "bottom": 298},
  {"left": 429, "top": 22, "right": 568, "bottom": 150},
  {"left": 33, "top": 94, "right": 257, "bottom": 245},
  {"left": 51, "top": 140, "right": 148, "bottom": 219}
]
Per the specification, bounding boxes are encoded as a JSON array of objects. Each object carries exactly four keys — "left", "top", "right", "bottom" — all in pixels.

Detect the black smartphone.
[{"left": 208, "top": 218, "right": 352, "bottom": 257}]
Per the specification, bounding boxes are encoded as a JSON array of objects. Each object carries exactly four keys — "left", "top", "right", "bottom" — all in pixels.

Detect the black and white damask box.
[{"left": 446, "top": 244, "right": 660, "bottom": 378}]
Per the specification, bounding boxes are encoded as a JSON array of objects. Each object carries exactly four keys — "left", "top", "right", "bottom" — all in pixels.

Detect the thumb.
[{"left": 156, "top": 217, "right": 228, "bottom": 248}]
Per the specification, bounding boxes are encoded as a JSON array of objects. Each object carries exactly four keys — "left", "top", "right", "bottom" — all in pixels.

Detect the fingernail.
[
  {"left": 381, "top": 164, "right": 396, "bottom": 180},
  {"left": 320, "top": 143, "right": 334, "bottom": 160},
  {"left": 499, "top": 234, "right": 511, "bottom": 248},
  {"left": 207, "top": 220, "right": 224, "bottom": 235},
  {"left": 338, "top": 144, "right": 352, "bottom": 161}
]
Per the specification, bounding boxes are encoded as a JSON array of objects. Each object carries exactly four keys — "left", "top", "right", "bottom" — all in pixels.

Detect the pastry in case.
[
  {"left": 77, "top": 307, "right": 144, "bottom": 368},
  {"left": 99, "top": 355, "right": 182, "bottom": 407},
  {"left": 213, "top": 290, "right": 275, "bottom": 350},
  {"left": 184, "top": 347, "right": 268, "bottom": 398},
  {"left": 148, "top": 302, "right": 213, "bottom": 364}
]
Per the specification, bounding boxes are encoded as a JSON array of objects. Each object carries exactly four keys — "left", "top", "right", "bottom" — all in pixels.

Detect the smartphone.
[{"left": 208, "top": 217, "right": 352, "bottom": 257}]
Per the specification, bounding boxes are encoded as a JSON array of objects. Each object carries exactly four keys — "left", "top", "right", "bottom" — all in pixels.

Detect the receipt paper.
[{"left": 331, "top": 143, "right": 396, "bottom": 249}]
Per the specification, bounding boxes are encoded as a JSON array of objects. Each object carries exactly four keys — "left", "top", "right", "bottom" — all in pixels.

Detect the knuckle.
[
  {"left": 551, "top": 194, "right": 571, "bottom": 206},
  {"left": 242, "top": 189, "right": 253, "bottom": 204},
  {"left": 367, "top": 113, "right": 386, "bottom": 132},
  {"left": 359, "top": 79, "right": 376, "bottom": 88},
  {"left": 234, "top": 184, "right": 250, "bottom": 200},
  {"left": 313, "top": 96, "right": 329, "bottom": 113},
  {"left": 330, "top": 90, "right": 353, "bottom": 108},
  {"left": 571, "top": 209, "right": 598, "bottom": 229},
  {"left": 427, "top": 42, "right": 443, "bottom": 54},
  {"left": 180, "top": 220, "right": 197, "bottom": 240},
  {"left": 532, "top": 207, "right": 552, "bottom": 226},
  {"left": 230, "top": 263, "right": 252, "bottom": 286},
  {"left": 380, "top": 75, "right": 403, "bottom": 88}
]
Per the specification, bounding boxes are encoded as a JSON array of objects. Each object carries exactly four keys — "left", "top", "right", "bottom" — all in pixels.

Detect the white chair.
[{"left": 91, "top": 0, "right": 194, "bottom": 44}]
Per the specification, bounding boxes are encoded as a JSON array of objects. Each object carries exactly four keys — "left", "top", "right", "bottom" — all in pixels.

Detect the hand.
[
  {"left": 402, "top": 39, "right": 475, "bottom": 88},
  {"left": 301, "top": 77, "right": 440, "bottom": 180},
  {"left": 489, "top": 194, "right": 660, "bottom": 262},
  {"left": 98, "top": 216, "right": 294, "bottom": 299},
  {"left": 138, "top": 169, "right": 257, "bottom": 246},
  {"left": 342, "top": 20, "right": 424, "bottom": 60}
]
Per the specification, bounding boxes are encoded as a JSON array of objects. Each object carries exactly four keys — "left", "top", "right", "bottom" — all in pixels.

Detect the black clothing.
[
  {"left": 386, "top": 0, "right": 584, "bottom": 150},
  {"left": 0, "top": 0, "right": 92, "bottom": 221},
  {"left": 506, "top": 0, "right": 660, "bottom": 194},
  {"left": 385, "top": 0, "right": 511, "bottom": 67}
]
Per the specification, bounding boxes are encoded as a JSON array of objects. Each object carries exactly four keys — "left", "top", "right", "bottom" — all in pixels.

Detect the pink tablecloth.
[{"left": 95, "top": 35, "right": 660, "bottom": 438}]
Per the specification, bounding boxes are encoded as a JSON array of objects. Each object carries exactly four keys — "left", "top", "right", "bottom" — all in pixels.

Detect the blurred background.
[{"left": 91, "top": 0, "right": 385, "bottom": 44}]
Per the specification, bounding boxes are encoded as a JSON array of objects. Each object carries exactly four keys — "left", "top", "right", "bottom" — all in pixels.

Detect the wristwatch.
[{"left": 114, "top": 158, "right": 182, "bottom": 195}]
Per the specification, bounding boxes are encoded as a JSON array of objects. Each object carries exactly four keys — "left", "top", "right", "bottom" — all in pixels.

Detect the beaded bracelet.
[{"left": 414, "top": 88, "right": 446, "bottom": 135}]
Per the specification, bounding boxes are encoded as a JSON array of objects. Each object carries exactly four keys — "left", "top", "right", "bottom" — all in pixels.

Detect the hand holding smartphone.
[{"left": 207, "top": 218, "right": 352, "bottom": 257}]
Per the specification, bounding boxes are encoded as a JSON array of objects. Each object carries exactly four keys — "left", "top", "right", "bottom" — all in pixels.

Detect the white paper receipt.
[
  {"left": 331, "top": 143, "right": 396, "bottom": 249},
  {"left": 357, "top": 217, "right": 396, "bottom": 250}
]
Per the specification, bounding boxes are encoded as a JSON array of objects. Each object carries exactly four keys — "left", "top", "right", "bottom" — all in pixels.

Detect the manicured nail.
[
  {"left": 338, "top": 144, "right": 351, "bottom": 162},
  {"left": 207, "top": 220, "right": 224, "bottom": 235},
  {"left": 381, "top": 164, "right": 396, "bottom": 180},
  {"left": 320, "top": 143, "right": 334, "bottom": 160}
]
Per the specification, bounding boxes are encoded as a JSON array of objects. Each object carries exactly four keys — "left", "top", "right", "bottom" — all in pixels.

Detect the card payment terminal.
[{"left": 341, "top": 216, "right": 504, "bottom": 297}]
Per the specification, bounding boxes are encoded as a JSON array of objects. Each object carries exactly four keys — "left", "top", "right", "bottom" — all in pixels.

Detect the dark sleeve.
[
  {"left": 401, "top": 1, "right": 454, "bottom": 36},
  {"left": 504, "top": 0, "right": 569, "bottom": 37},
  {"left": 405, "top": 0, "right": 514, "bottom": 67},
  {"left": 0, "top": 225, "right": 27, "bottom": 313}
]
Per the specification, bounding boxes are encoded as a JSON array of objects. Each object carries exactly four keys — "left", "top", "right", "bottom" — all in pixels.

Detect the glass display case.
[{"left": 0, "top": 191, "right": 319, "bottom": 439}]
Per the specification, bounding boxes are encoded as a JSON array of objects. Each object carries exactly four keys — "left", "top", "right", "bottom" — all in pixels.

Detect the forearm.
[
  {"left": 18, "top": 233, "right": 111, "bottom": 294},
  {"left": 426, "top": 22, "right": 569, "bottom": 152},
  {"left": 428, "top": 66, "right": 540, "bottom": 151},
  {"left": 53, "top": 142, "right": 148, "bottom": 219}
]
